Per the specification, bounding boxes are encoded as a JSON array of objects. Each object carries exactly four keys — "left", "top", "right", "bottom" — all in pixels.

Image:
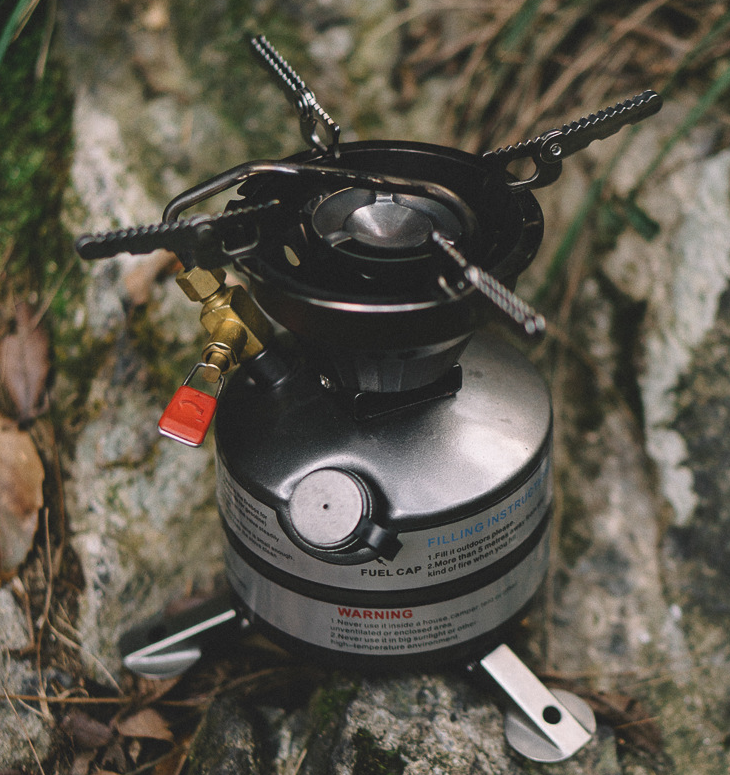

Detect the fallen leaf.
[
  {"left": 542, "top": 676, "right": 663, "bottom": 756},
  {"left": 61, "top": 709, "right": 114, "bottom": 749},
  {"left": 586, "top": 690, "right": 663, "bottom": 755},
  {"left": 135, "top": 674, "right": 182, "bottom": 706},
  {"left": 116, "top": 707, "right": 174, "bottom": 742},
  {"left": 101, "top": 739, "right": 127, "bottom": 772},
  {"left": 128, "top": 737, "right": 142, "bottom": 764},
  {"left": 0, "top": 303, "right": 50, "bottom": 422},
  {"left": 152, "top": 741, "right": 191, "bottom": 775},
  {"left": 0, "top": 415, "right": 44, "bottom": 576},
  {"left": 69, "top": 749, "right": 96, "bottom": 775}
]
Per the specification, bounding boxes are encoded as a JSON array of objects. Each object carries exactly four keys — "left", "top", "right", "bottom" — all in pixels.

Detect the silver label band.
[
  {"left": 225, "top": 527, "right": 550, "bottom": 657},
  {"left": 217, "top": 453, "right": 552, "bottom": 591}
]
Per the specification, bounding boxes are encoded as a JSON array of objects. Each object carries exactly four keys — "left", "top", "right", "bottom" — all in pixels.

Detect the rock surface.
[
  {"left": 2, "top": 1, "right": 730, "bottom": 772},
  {"left": 0, "top": 586, "right": 54, "bottom": 769}
]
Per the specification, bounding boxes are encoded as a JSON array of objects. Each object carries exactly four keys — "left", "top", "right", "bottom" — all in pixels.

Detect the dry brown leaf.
[
  {"left": 128, "top": 737, "right": 143, "bottom": 764},
  {"left": 135, "top": 674, "right": 183, "bottom": 706},
  {"left": 61, "top": 709, "right": 114, "bottom": 749},
  {"left": 543, "top": 676, "right": 663, "bottom": 756},
  {"left": 116, "top": 707, "right": 174, "bottom": 742},
  {"left": 123, "top": 249, "right": 180, "bottom": 307},
  {"left": 0, "top": 303, "right": 50, "bottom": 422},
  {"left": 101, "top": 739, "right": 127, "bottom": 772},
  {"left": 586, "top": 690, "right": 663, "bottom": 755},
  {"left": 0, "top": 415, "right": 44, "bottom": 576},
  {"left": 69, "top": 749, "right": 96, "bottom": 775},
  {"left": 152, "top": 741, "right": 191, "bottom": 775}
]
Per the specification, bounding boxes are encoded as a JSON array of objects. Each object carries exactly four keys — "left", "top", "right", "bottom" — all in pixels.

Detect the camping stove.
[{"left": 77, "top": 35, "right": 661, "bottom": 761}]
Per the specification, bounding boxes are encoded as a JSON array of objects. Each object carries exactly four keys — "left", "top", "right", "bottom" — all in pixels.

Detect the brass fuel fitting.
[{"left": 176, "top": 266, "right": 273, "bottom": 383}]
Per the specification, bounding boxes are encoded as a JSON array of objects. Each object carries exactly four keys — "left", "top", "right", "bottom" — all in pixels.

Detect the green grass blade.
[
  {"left": 632, "top": 59, "right": 730, "bottom": 195},
  {"left": 0, "top": 0, "right": 42, "bottom": 67}
]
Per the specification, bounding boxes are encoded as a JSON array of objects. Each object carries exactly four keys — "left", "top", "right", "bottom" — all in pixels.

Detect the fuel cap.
[{"left": 289, "top": 469, "right": 370, "bottom": 550}]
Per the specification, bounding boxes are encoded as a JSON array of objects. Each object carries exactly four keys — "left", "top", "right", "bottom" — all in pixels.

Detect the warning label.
[{"left": 225, "top": 528, "right": 550, "bottom": 656}]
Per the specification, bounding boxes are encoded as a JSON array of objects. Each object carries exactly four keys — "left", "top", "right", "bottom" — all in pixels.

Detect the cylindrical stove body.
[
  {"left": 216, "top": 331, "right": 552, "bottom": 670},
  {"left": 213, "top": 140, "right": 552, "bottom": 669}
]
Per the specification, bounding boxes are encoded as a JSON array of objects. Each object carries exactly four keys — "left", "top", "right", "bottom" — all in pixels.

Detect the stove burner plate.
[{"left": 312, "top": 187, "right": 462, "bottom": 258}]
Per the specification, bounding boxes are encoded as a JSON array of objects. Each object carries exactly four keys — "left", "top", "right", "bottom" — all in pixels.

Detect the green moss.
[
  {"left": 0, "top": 11, "right": 75, "bottom": 298},
  {"left": 352, "top": 728, "right": 406, "bottom": 775},
  {"left": 310, "top": 679, "right": 360, "bottom": 727},
  {"left": 557, "top": 480, "right": 593, "bottom": 567},
  {"left": 168, "top": 0, "right": 313, "bottom": 159},
  {"left": 0, "top": 11, "right": 98, "bottom": 438},
  {"left": 127, "top": 306, "right": 196, "bottom": 398},
  {"left": 51, "top": 330, "right": 113, "bottom": 429}
]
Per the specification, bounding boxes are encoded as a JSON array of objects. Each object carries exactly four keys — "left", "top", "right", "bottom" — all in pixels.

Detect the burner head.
[
  {"left": 313, "top": 188, "right": 461, "bottom": 255},
  {"left": 233, "top": 140, "right": 544, "bottom": 393}
]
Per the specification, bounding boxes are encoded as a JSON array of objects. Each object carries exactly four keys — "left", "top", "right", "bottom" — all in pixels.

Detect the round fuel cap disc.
[{"left": 289, "top": 469, "right": 366, "bottom": 549}]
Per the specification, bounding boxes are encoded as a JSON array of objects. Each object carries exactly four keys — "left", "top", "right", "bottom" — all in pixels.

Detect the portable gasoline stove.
[{"left": 76, "top": 35, "right": 662, "bottom": 762}]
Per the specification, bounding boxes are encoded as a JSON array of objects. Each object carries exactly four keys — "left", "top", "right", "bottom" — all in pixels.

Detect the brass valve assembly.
[{"left": 175, "top": 266, "right": 273, "bottom": 383}]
